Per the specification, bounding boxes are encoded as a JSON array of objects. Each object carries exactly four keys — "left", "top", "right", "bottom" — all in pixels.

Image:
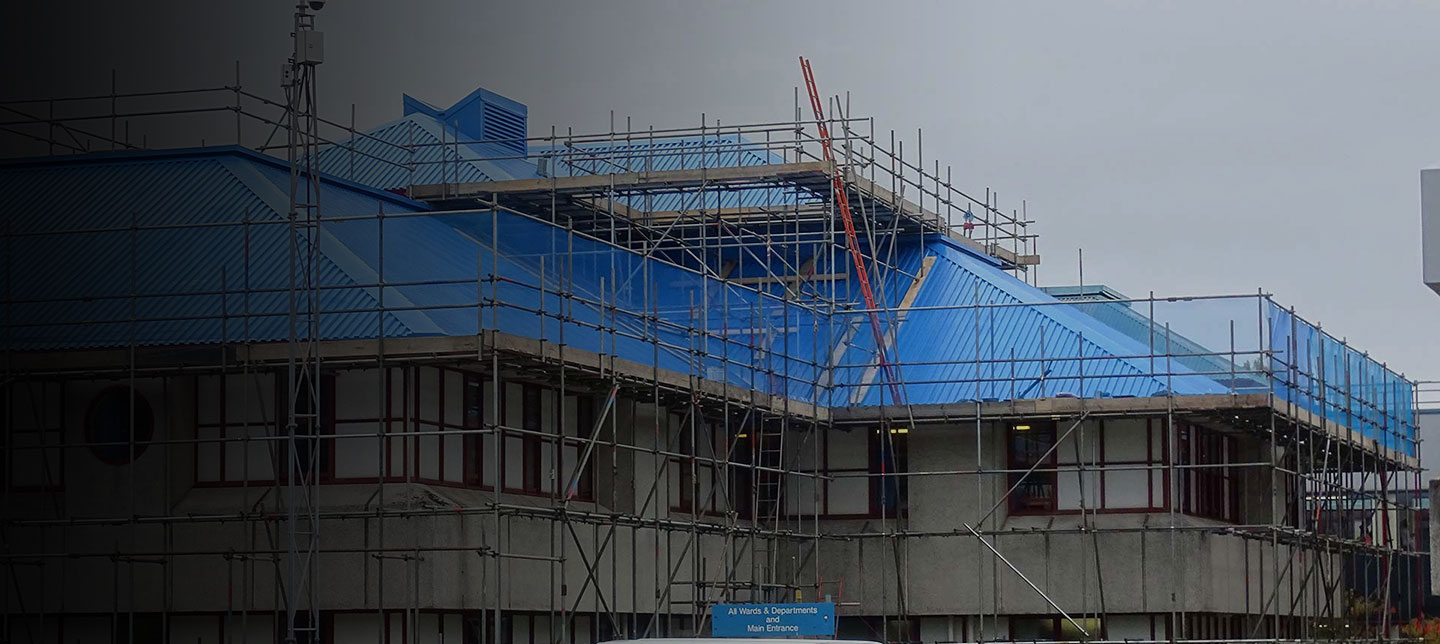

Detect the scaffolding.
[{"left": 0, "top": 65, "right": 1425, "bottom": 644}]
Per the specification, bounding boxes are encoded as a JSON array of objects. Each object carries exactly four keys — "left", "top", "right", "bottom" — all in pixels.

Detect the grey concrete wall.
[{"left": 0, "top": 372, "right": 1349, "bottom": 628}]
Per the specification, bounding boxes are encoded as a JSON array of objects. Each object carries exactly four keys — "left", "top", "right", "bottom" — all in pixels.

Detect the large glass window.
[
  {"left": 1176, "top": 421, "right": 1238, "bottom": 522},
  {"left": 785, "top": 426, "right": 908, "bottom": 518},
  {"left": 195, "top": 373, "right": 278, "bottom": 485},
  {"left": 4, "top": 380, "right": 64, "bottom": 491},
  {"left": 870, "top": 427, "right": 908, "bottom": 515},
  {"left": 1009, "top": 420, "right": 1057, "bottom": 514},
  {"left": 1010, "top": 616, "right": 1104, "bottom": 641}
]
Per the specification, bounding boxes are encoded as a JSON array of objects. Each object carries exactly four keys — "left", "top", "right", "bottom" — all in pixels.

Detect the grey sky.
[{"left": 7, "top": 1, "right": 1440, "bottom": 382}]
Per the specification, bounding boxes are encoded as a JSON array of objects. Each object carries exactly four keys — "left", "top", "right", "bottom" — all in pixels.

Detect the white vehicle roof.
[{"left": 604, "top": 640, "right": 877, "bottom": 644}]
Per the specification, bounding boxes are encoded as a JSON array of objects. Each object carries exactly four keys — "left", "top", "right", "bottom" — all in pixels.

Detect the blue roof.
[
  {"left": 819, "top": 239, "right": 1230, "bottom": 406},
  {"left": 312, "top": 86, "right": 803, "bottom": 217},
  {"left": 0, "top": 144, "right": 1227, "bottom": 405},
  {"left": 0, "top": 88, "right": 1412, "bottom": 456},
  {"left": 1, "top": 146, "right": 429, "bottom": 349},
  {"left": 314, "top": 87, "right": 539, "bottom": 191}
]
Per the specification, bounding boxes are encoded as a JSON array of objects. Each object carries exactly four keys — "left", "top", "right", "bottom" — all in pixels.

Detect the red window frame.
[
  {"left": 671, "top": 418, "right": 723, "bottom": 515},
  {"left": 194, "top": 372, "right": 281, "bottom": 487},
  {"left": 790, "top": 427, "right": 908, "bottom": 519},
  {"left": 1008, "top": 420, "right": 1058, "bottom": 514},
  {"left": 497, "top": 381, "right": 599, "bottom": 500},
  {"left": 462, "top": 372, "right": 495, "bottom": 489},
  {"left": 2, "top": 380, "right": 66, "bottom": 492},
  {"left": 278, "top": 372, "right": 336, "bottom": 484},
  {"left": 1176, "top": 420, "right": 1238, "bottom": 523},
  {"left": 565, "top": 394, "right": 597, "bottom": 501}
]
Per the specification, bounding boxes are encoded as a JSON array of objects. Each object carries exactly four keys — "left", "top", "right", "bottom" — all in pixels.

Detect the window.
[
  {"left": 786, "top": 426, "right": 908, "bottom": 518},
  {"left": 500, "top": 383, "right": 545, "bottom": 493},
  {"left": 112, "top": 613, "right": 165, "bottom": 644},
  {"left": 85, "top": 385, "right": 155, "bottom": 465},
  {"left": 870, "top": 427, "right": 908, "bottom": 515},
  {"left": 666, "top": 413, "right": 751, "bottom": 516},
  {"left": 196, "top": 373, "right": 278, "bottom": 485},
  {"left": 1176, "top": 421, "right": 1238, "bottom": 522},
  {"left": 1010, "top": 616, "right": 1104, "bottom": 642},
  {"left": 1009, "top": 420, "right": 1057, "bottom": 514},
  {"left": 1055, "top": 418, "right": 1167, "bottom": 512},
  {"left": 672, "top": 417, "right": 720, "bottom": 514},
  {"left": 4, "top": 381, "right": 64, "bottom": 491},
  {"left": 412, "top": 366, "right": 469, "bottom": 485},
  {"left": 560, "top": 394, "right": 596, "bottom": 501},
  {"left": 1013, "top": 418, "right": 1179, "bottom": 516},
  {"left": 462, "top": 612, "right": 596, "bottom": 644},
  {"left": 462, "top": 372, "right": 496, "bottom": 488},
  {"left": 492, "top": 381, "right": 599, "bottom": 498},
  {"left": 328, "top": 367, "right": 404, "bottom": 482},
  {"left": 279, "top": 373, "right": 335, "bottom": 482}
]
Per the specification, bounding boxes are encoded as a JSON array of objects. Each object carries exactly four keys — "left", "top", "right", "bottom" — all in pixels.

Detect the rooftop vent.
[{"left": 402, "top": 86, "right": 528, "bottom": 155}]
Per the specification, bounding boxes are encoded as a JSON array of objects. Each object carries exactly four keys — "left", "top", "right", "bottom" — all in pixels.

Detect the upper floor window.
[
  {"left": 3, "top": 380, "right": 65, "bottom": 491},
  {"left": 870, "top": 427, "right": 909, "bottom": 516},
  {"left": 1009, "top": 420, "right": 1058, "bottom": 514},
  {"left": 1054, "top": 418, "right": 1166, "bottom": 512},
  {"left": 280, "top": 373, "right": 335, "bottom": 482},
  {"left": 495, "top": 382, "right": 596, "bottom": 500},
  {"left": 671, "top": 417, "right": 749, "bottom": 516},
  {"left": 196, "top": 373, "right": 278, "bottom": 485},
  {"left": 785, "top": 425, "right": 908, "bottom": 518},
  {"left": 1007, "top": 417, "right": 1234, "bottom": 521},
  {"left": 1176, "top": 421, "right": 1238, "bottom": 522}
]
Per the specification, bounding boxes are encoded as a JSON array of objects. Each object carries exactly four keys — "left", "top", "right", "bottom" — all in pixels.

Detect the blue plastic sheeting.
[
  {"left": 409, "top": 210, "right": 822, "bottom": 400},
  {"left": 531, "top": 134, "right": 803, "bottom": 213},
  {"left": 5, "top": 142, "right": 1417, "bottom": 439},
  {"left": 313, "top": 84, "right": 807, "bottom": 216},
  {"left": 1063, "top": 298, "right": 1268, "bottom": 393},
  {"left": 313, "top": 114, "right": 539, "bottom": 191},
  {"left": 1267, "top": 305, "right": 1416, "bottom": 455},
  {"left": 824, "top": 239, "right": 1230, "bottom": 407},
  {"left": 313, "top": 87, "right": 538, "bottom": 191},
  {"left": 0, "top": 145, "right": 1227, "bottom": 407},
  {"left": 1, "top": 147, "right": 427, "bottom": 349}
]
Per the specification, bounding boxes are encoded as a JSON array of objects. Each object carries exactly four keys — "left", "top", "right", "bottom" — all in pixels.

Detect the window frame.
[
  {"left": 3, "top": 380, "right": 66, "bottom": 493},
  {"left": 1008, "top": 420, "right": 1058, "bottom": 515},
  {"left": 1176, "top": 420, "right": 1239, "bottom": 523},
  {"left": 788, "top": 426, "right": 909, "bottom": 520},
  {"left": 670, "top": 417, "right": 733, "bottom": 516},
  {"left": 277, "top": 372, "right": 336, "bottom": 484}
]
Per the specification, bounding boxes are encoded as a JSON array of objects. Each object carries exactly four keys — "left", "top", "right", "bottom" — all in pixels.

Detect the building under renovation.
[{"left": 0, "top": 23, "right": 1426, "bottom": 644}]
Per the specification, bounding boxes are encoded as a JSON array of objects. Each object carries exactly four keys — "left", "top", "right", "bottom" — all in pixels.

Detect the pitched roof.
[{"left": 0, "top": 146, "right": 430, "bottom": 349}]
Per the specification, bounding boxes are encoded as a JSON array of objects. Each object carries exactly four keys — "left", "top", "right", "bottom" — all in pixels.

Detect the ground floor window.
[{"left": 1009, "top": 616, "right": 1104, "bottom": 642}]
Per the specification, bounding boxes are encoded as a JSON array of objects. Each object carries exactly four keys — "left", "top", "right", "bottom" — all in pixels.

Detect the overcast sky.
[{"left": 6, "top": 1, "right": 1440, "bottom": 386}]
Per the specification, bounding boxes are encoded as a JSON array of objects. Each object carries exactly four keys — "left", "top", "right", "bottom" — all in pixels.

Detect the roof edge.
[{"left": 0, "top": 144, "right": 431, "bottom": 212}]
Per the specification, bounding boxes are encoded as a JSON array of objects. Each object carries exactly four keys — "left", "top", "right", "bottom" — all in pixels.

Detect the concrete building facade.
[{"left": 0, "top": 74, "right": 1423, "bottom": 644}]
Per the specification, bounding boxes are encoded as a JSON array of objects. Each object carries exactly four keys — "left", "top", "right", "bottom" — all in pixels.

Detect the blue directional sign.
[{"left": 711, "top": 602, "right": 836, "bottom": 638}]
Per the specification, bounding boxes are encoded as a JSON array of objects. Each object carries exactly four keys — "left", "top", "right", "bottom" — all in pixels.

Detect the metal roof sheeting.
[
  {"left": 2, "top": 126, "right": 1413, "bottom": 452},
  {"left": 825, "top": 239, "right": 1230, "bottom": 407},
  {"left": 0, "top": 147, "right": 424, "bottom": 349}
]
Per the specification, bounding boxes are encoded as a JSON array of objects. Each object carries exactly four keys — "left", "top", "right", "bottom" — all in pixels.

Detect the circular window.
[{"left": 85, "top": 386, "right": 155, "bottom": 465}]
